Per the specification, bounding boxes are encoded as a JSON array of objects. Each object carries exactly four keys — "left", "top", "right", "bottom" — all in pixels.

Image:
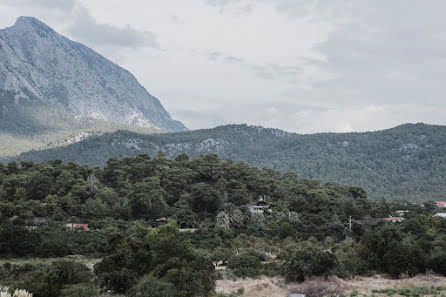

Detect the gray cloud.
[
  {"left": 209, "top": 52, "right": 302, "bottom": 82},
  {"left": 3, "top": 0, "right": 159, "bottom": 49},
  {"left": 169, "top": 107, "right": 229, "bottom": 130},
  {"left": 202, "top": 0, "right": 446, "bottom": 131},
  {"left": 3, "top": 0, "right": 446, "bottom": 132},
  {"left": 304, "top": 0, "right": 446, "bottom": 108},
  {"left": 205, "top": 0, "right": 252, "bottom": 14},
  {"left": 208, "top": 51, "right": 222, "bottom": 61},
  {"left": 70, "top": 8, "right": 159, "bottom": 48},
  {"left": 206, "top": 0, "right": 234, "bottom": 6},
  {"left": 3, "top": 0, "right": 77, "bottom": 11},
  {"left": 222, "top": 56, "right": 245, "bottom": 64}
]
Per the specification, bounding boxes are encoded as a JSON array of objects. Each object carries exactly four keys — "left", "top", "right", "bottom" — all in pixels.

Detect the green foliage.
[
  {"left": 95, "top": 223, "right": 215, "bottom": 297},
  {"left": 94, "top": 226, "right": 152, "bottom": 293},
  {"left": 216, "top": 287, "right": 245, "bottom": 297},
  {"left": 283, "top": 244, "right": 338, "bottom": 282},
  {"left": 9, "top": 123, "right": 446, "bottom": 201},
  {"left": 0, "top": 90, "right": 158, "bottom": 158},
  {"left": 359, "top": 224, "right": 427, "bottom": 277},
  {"left": 228, "top": 248, "right": 263, "bottom": 278},
  {"left": 132, "top": 275, "right": 175, "bottom": 297},
  {"left": 0, "top": 153, "right": 445, "bottom": 292},
  {"left": 21, "top": 260, "right": 93, "bottom": 297},
  {"left": 60, "top": 283, "right": 99, "bottom": 297}
]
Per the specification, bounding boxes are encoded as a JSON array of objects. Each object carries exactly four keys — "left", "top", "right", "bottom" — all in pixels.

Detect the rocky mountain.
[
  {"left": 0, "top": 16, "right": 185, "bottom": 131},
  {"left": 6, "top": 123, "right": 446, "bottom": 202},
  {"left": 0, "top": 16, "right": 185, "bottom": 156}
]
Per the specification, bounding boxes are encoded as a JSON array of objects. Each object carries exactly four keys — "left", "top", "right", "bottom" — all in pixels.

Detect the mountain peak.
[
  {"left": 0, "top": 17, "right": 186, "bottom": 131},
  {"left": 12, "top": 16, "right": 55, "bottom": 35},
  {"left": 15, "top": 16, "right": 44, "bottom": 26}
]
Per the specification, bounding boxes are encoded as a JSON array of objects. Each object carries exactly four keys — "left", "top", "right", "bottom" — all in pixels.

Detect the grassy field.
[{"left": 216, "top": 275, "right": 446, "bottom": 297}]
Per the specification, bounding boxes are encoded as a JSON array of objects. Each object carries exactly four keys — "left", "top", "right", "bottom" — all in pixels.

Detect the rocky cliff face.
[{"left": 0, "top": 16, "right": 186, "bottom": 131}]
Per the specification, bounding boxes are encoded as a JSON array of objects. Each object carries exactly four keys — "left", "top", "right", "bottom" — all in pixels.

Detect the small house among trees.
[
  {"left": 66, "top": 223, "right": 89, "bottom": 231},
  {"left": 436, "top": 201, "right": 446, "bottom": 208},
  {"left": 246, "top": 200, "right": 269, "bottom": 214},
  {"left": 153, "top": 217, "right": 167, "bottom": 227},
  {"left": 395, "top": 210, "right": 409, "bottom": 216},
  {"left": 383, "top": 217, "right": 404, "bottom": 223}
]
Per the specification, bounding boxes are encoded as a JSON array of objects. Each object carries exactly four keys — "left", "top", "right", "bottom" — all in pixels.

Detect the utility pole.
[{"left": 349, "top": 216, "right": 352, "bottom": 231}]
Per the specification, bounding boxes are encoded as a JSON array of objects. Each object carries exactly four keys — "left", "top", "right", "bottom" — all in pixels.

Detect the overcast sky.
[{"left": 1, "top": 0, "right": 445, "bottom": 133}]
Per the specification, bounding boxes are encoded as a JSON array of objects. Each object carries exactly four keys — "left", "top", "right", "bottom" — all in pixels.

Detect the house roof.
[
  {"left": 247, "top": 200, "right": 269, "bottom": 207},
  {"left": 436, "top": 202, "right": 446, "bottom": 207},
  {"left": 383, "top": 217, "right": 404, "bottom": 221}
]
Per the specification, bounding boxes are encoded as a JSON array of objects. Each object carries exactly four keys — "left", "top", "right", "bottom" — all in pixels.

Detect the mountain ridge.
[{"left": 5, "top": 122, "right": 446, "bottom": 202}]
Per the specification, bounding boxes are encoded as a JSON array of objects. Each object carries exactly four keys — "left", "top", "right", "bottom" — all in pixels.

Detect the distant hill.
[
  {"left": 6, "top": 123, "right": 446, "bottom": 201},
  {"left": 0, "top": 17, "right": 186, "bottom": 155}
]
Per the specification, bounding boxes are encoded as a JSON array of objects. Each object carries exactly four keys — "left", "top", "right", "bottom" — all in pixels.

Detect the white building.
[{"left": 247, "top": 200, "right": 269, "bottom": 214}]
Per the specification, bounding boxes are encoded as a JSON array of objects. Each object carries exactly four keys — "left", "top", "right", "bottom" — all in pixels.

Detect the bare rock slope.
[{"left": 0, "top": 16, "right": 185, "bottom": 131}]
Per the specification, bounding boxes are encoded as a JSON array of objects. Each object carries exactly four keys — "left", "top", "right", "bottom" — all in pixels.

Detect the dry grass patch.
[
  {"left": 348, "top": 274, "right": 446, "bottom": 296},
  {"left": 216, "top": 277, "right": 287, "bottom": 297},
  {"left": 216, "top": 275, "right": 446, "bottom": 297},
  {"left": 288, "top": 276, "right": 350, "bottom": 297}
]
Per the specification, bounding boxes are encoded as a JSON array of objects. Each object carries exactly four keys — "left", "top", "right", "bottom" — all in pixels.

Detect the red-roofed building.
[
  {"left": 383, "top": 217, "right": 404, "bottom": 223},
  {"left": 436, "top": 202, "right": 446, "bottom": 208},
  {"left": 153, "top": 217, "right": 167, "bottom": 227},
  {"left": 66, "top": 223, "right": 89, "bottom": 230}
]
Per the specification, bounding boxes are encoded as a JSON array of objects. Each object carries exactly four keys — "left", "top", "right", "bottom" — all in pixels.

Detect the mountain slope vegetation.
[
  {"left": 0, "top": 90, "right": 158, "bottom": 157},
  {"left": 0, "top": 17, "right": 187, "bottom": 155},
  {"left": 6, "top": 123, "right": 446, "bottom": 201}
]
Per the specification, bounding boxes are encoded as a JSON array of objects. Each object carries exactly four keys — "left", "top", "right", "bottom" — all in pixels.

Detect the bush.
[
  {"left": 228, "top": 249, "right": 262, "bottom": 278},
  {"left": 60, "top": 284, "right": 99, "bottom": 297},
  {"left": 283, "top": 245, "right": 338, "bottom": 282},
  {"left": 22, "top": 260, "right": 93, "bottom": 297},
  {"left": 132, "top": 275, "right": 175, "bottom": 297},
  {"left": 429, "top": 252, "right": 446, "bottom": 275}
]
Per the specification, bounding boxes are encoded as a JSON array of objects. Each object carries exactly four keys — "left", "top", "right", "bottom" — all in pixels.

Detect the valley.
[{"left": 0, "top": 7, "right": 445, "bottom": 297}]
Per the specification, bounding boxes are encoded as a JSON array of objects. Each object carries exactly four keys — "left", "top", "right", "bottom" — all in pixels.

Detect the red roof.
[{"left": 383, "top": 217, "right": 404, "bottom": 221}]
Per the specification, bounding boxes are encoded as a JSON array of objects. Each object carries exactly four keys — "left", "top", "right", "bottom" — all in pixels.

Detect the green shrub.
[
  {"left": 283, "top": 245, "right": 338, "bottom": 282},
  {"left": 22, "top": 260, "right": 93, "bottom": 297},
  {"left": 132, "top": 275, "right": 175, "bottom": 297},
  {"left": 60, "top": 283, "right": 99, "bottom": 297},
  {"left": 228, "top": 249, "right": 262, "bottom": 278}
]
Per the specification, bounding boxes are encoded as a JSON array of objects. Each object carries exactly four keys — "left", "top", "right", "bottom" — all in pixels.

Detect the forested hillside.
[
  {"left": 0, "top": 90, "right": 159, "bottom": 157},
  {"left": 7, "top": 123, "right": 446, "bottom": 201},
  {"left": 0, "top": 155, "right": 445, "bottom": 296}
]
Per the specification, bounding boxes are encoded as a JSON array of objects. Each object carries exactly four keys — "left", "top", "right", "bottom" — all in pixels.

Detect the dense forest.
[
  {"left": 5, "top": 123, "right": 446, "bottom": 201},
  {"left": 0, "top": 154, "right": 445, "bottom": 297}
]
